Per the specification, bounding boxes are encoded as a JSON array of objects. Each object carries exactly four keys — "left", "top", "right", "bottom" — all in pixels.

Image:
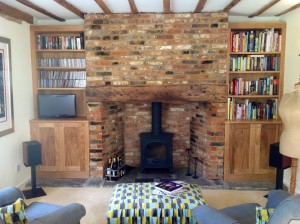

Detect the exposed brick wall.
[
  {"left": 124, "top": 103, "right": 191, "bottom": 167},
  {"left": 190, "top": 102, "right": 226, "bottom": 179},
  {"left": 85, "top": 13, "right": 228, "bottom": 88},
  {"left": 88, "top": 102, "right": 124, "bottom": 177},
  {"left": 84, "top": 12, "right": 228, "bottom": 179}
]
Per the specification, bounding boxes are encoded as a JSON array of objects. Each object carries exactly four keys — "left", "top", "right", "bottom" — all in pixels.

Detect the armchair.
[
  {"left": 193, "top": 189, "right": 300, "bottom": 224},
  {"left": 0, "top": 186, "right": 86, "bottom": 224}
]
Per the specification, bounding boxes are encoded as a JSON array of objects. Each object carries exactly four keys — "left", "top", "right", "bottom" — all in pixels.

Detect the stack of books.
[{"left": 153, "top": 181, "right": 186, "bottom": 196}]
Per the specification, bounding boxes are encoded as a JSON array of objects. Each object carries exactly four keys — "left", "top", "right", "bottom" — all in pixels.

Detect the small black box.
[{"left": 23, "top": 141, "right": 42, "bottom": 167}]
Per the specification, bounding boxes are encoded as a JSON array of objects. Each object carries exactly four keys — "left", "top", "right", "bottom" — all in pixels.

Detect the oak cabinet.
[
  {"left": 225, "top": 22, "right": 286, "bottom": 181},
  {"left": 224, "top": 122, "right": 281, "bottom": 181},
  {"left": 30, "top": 119, "right": 89, "bottom": 178}
]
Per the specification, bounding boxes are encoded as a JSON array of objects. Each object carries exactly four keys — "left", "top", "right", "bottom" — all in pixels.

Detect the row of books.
[
  {"left": 230, "top": 29, "right": 282, "bottom": 53},
  {"left": 38, "top": 58, "right": 86, "bottom": 68},
  {"left": 230, "top": 55, "right": 280, "bottom": 72},
  {"left": 37, "top": 33, "right": 84, "bottom": 50},
  {"left": 227, "top": 98, "right": 278, "bottom": 120},
  {"left": 39, "top": 71, "right": 86, "bottom": 80},
  {"left": 39, "top": 78, "right": 86, "bottom": 88},
  {"left": 229, "top": 76, "right": 279, "bottom": 96}
]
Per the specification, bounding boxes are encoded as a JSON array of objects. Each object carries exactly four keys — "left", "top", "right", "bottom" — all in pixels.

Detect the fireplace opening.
[{"left": 140, "top": 102, "right": 174, "bottom": 173}]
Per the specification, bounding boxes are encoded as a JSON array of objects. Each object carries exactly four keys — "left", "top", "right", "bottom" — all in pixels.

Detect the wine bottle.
[
  {"left": 112, "top": 157, "right": 118, "bottom": 181},
  {"left": 106, "top": 158, "right": 112, "bottom": 177}
]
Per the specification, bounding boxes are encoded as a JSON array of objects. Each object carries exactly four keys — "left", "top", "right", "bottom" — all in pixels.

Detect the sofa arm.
[
  {"left": 193, "top": 205, "right": 240, "bottom": 224},
  {"left": 266, "top": 189, "right": 290, "bottom": 209},
  {"left": 28, "top": 203, "right": 86, "bottom": 224},
  {"left": 0, "top": 187, "right": 24, "bottom": 207}
]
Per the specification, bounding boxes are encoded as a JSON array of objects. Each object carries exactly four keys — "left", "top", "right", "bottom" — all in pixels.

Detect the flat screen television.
[{"left": 37, "top": 94, "right": 76, "bottom": 119}]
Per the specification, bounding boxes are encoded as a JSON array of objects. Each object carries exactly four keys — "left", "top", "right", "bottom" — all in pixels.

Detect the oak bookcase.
[
  {"left": 224, "top": 22, "right": 286, "bottom": 181},
  {"left": 29, "top": 25, "right": 89, "bottom": 178}
]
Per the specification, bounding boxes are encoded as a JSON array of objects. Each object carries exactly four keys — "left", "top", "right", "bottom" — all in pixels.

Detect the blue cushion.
[
  {"left": 220, "top": 203, "right": 259, "bottom": 224},
  {"left": 25, "top": 202, "right": 62, "bottom": 221}
]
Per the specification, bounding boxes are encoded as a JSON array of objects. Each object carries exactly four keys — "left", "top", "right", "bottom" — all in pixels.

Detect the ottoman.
[{"left": 107, "top": 182, "right": 206, "bottom": 224}]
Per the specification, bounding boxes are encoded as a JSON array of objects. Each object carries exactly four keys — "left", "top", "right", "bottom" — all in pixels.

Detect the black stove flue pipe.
[{"left": 151, "top": 102, "right": 162, "bottom": 135}]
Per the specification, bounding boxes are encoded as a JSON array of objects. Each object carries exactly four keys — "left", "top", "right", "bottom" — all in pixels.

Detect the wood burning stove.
[{"left": 140, "top": 102, "right": 174, "bottom": 173}]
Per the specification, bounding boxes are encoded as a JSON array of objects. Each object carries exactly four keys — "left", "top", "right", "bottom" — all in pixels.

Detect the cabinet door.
[
  {"left": 225, "top": 123, "right": 253, "bottom": 177},
  {"left": 30, "top": 122, "right": 59, "bottom": 171},
  {"left": 58, "top": 122, "right": 89, "bottom": 177},
  {"left": 254, "top": 124, "right": 278, "bottom": 175}
]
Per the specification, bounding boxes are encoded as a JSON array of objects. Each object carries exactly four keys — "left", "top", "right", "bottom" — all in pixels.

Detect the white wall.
[
  {"left": 229, "top": 16, "right": 280, "bottom": 23},
  {"left": 0, "top": 17, "right": 33, "bottom": 188},
  {"left": 279, "top": 8, "right": 300, "bottom": 193}
]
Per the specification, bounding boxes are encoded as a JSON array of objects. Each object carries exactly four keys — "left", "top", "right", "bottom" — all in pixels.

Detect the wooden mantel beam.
[
  {"left": 95, "top": 0, "right": 112, "bottom": 14},
  {"left": 249, "top": 0, "right": 281, "bottom": 18},
  {"left": 194, "top": 0, "right": 207, "bottom": 13},
  {"left": 16, "top": 0, "right": 65, "bottom": 22},
  {"left": 54, "top": 0, "right": 85, "bottom": 19},
  {"left": 86, "top": 85, "right": 227, "bottom": 103},
  {"left": 0, "top": 1, "right": 33, "bottom": 24}
]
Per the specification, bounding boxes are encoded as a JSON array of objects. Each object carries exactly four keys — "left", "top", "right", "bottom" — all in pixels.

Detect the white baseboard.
[{"left": 17, "top": 177, "right": 31, "bottom": 190}]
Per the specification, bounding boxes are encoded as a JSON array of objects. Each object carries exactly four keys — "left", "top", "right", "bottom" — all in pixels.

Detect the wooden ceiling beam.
[
  {"left": 163, "top": 0, "right": 170, "bottom": 13},
  {"left": 194, "top": 0, "right": 207, "bottom": 13},
  {"left": 276, "top": 3, "right": 300, "bottom": 16},
  {"left": 128, "top": 0, "right": 138, "bottom": 14},
  {"left": 0, "top": 1, "right": 33, "bottom": 24},
  {"left": 249, "top": 0, "right": 281, "bottom": 18},
  {"left": 223, "top": 0, "right": 241, "bottom": 12},
  {"left": 16, "top": 0, "right": 65, "bottom": 21},
  {"left": 54, "top": 0, "right": 84, "bottom": 19},
  {"left": 95, "top": 0, "right": 111, "bottom": 14}
]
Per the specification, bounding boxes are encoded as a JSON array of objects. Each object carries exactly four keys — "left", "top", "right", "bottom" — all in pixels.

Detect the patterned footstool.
[{"left": 107, "top": 182, "right": 206, "bottom": 224}]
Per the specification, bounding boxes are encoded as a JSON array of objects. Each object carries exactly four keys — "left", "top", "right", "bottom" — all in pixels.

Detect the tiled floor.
[{"left": 31, "top": 166, "right": 277, "bottom": 190}]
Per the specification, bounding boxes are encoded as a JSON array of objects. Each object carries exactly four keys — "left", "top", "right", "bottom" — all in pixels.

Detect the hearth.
[{"left": 140, "top": 102, "right": 174, "bottom": 173}]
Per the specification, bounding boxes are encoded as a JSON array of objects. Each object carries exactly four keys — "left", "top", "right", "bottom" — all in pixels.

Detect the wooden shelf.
[
  {"left": 225, "top": 119, "right": 282, "bottom": 124},
  {"left": 225, "top": 22, "right": 286, "bottom": 182},
  {"left": 229, "top": 71, "right": 280, "bottom": 74},
  {"left": 37, "top": 67, "right": 85, "bottom": 70},
  {"left": 31, "top": 25, "right": 87, "bottom": 119},
  {"left": 228, "top": 95, "right": 279, "bottom": 98},
  {"left": 37, "top": 87, "right": 86, "bottom": 91},
  {"left": 30, "top": 25, "right": 89, "bottom": 179},
  {"left": 30, "top": 117, "right": 88, "bottom": 122},
  {"left": 229, "top": 51, "right": 281, "bottom": 55},
  {"left": 36, "top": 49, "right": 85, "bottom": 52}
]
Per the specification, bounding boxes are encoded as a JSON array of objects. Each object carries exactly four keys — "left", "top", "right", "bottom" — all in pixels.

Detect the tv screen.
[{"left": 38, "top": 94, "right": 76, "bottom": 119}]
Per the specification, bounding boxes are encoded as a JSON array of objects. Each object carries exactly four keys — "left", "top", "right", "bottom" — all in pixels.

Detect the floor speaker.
[
  {"left": 23, "top": 141, "right": 42, "bottom": 167},
  {"left": 22, "top": 141, "right": 46, "bottom": 199}
]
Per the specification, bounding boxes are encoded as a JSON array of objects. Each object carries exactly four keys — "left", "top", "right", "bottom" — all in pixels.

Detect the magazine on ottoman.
[{"left": 154, "top": 181, "right": 186, "bottom": 195}]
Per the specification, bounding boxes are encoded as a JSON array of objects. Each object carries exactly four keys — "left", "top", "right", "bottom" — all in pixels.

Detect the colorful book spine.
[
  {"left": 229, "top": 29, "right": 282, "bottom": 53},
  {"left": 227, "top": 98, "right": 278, "bottom": 120}
]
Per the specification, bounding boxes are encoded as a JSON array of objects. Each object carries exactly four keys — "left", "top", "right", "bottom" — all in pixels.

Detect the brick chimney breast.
[{"left": 85, "top": 12, "right": 228, "bottom": 179}]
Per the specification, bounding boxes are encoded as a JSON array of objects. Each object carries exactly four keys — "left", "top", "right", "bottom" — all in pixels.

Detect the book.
[
  {"left": 152, "top": 189, "right": 180, "bottom": 197},
  {"left": 155, "top": 181, "right": 183, "bottom": 195}
]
